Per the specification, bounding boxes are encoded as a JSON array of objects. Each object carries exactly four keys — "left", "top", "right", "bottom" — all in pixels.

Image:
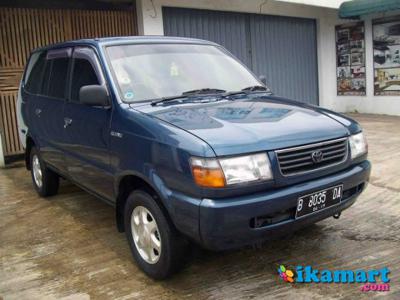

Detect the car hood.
[{"left": 132, "top": 96, "right": 353, "bottom": 156}]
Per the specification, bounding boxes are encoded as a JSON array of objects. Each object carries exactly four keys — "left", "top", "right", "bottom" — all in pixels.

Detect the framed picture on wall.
[
  {"left": 335, "top": 21, "right": 366, "bottom": 96},
  {"left": 373, "top": 16, "right": 400, "bottom": 96}
]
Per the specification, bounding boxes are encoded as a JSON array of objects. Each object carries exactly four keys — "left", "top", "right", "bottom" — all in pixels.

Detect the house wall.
[
  {"left": 136, "top": 0, "right": 400, "bottom": 116},
  {"left": 0, "top": 4, "right": 139, "bottom": 166}
]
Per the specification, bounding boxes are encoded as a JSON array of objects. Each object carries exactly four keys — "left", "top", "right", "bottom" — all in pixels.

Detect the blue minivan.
[{"left": 17, "top": 37, "right": 370, "bottom": 279}]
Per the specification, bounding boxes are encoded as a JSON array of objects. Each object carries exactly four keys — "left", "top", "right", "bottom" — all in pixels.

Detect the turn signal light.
[
  {"left": 190, "top": 158, "right": 226, "bottom": 188},
  {"left": 191, "top": 166, "right": 226, "bottom": 188}
]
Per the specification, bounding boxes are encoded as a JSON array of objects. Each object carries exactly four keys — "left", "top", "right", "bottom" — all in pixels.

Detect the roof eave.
[{"left": 339, "top": 0, "right": 400, "bottom": 19}]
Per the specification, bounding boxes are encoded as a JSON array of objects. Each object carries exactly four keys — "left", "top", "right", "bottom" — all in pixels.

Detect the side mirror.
[
  {"left": 79, "top": 85, "right": 110, "bottom": 107},
  {"left": 259, "top": 75, "right": 267, "bottom": 86}
]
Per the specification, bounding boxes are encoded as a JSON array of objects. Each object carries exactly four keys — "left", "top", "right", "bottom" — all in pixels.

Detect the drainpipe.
[{"left": 0, "top": 133, "right": 5, "bottom": 167}]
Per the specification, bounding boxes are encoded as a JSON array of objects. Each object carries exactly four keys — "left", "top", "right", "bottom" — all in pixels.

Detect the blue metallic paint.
[
  {"left": 198, "top": 160, "right": 370, "bottom": 250},
  {"left": 135, "top": 96, "right": 352, "bottom": 156},
  {"left": 22, "top": 37, "right": 371, "bottom": 251}
]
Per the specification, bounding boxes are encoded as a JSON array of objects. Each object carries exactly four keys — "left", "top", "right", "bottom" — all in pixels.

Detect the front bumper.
[{"left": 168, "top": 160, "right": 371, "bottom": 251}]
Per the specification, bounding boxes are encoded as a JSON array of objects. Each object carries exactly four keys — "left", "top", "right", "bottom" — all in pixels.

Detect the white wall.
[
  {"left": 136, "top": 0, "right": 340, "bottom": 35},
  {"left": 136, "top": 0, "right": 400, "bottom": 116},
  {"left": 323, "top": 11, "right": 400, "bottom": 116}
]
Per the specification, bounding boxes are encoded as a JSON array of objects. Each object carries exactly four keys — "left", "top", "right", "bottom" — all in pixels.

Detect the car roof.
[{"left": 31, "top": 36, "right": 218, "bottom": 53}]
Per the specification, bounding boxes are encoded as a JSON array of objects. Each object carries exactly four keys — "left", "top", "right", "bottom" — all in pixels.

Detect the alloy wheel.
[
  {"left": 32, "top": 154, "right": 43, "bottom": 188},
  {"left": 131, "top": 206, "right": 162, "bottom": 264}
]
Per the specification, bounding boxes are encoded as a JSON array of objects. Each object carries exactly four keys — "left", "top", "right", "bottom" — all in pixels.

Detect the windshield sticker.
[
  {"left": 120, "top": 76, "right": 131, "bottom": 85},
  {"left": 124, "top": 91, "right": 134, "bottom": 99},
  {"left": 170, "top": 62, "right": 179, "bottom": 76}
]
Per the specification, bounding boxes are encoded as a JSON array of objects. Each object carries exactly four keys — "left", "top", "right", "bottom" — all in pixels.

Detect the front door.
[{"left": 63, "top": 46, "right": 114, "bottom": 200}]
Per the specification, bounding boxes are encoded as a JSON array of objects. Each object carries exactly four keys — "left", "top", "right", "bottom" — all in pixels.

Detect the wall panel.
[{"left": 0, "top": 7, "right": 137, "bottom": 156}]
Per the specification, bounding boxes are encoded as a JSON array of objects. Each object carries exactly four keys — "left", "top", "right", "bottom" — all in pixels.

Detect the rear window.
[{"left": 24, "top": 51, "right": 46, "bottom": 94}]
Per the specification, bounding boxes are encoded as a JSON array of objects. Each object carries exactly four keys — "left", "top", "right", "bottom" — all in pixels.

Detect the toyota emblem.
[{"left": 311, "top": 150, "right": 323, "bottom": 163}]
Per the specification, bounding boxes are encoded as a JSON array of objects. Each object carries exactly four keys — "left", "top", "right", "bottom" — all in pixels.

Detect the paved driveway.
[{"left": 1, "top": 114, "right": 399, "bottom": 299}]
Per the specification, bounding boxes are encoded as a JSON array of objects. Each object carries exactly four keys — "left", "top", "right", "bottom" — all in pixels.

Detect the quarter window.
[{"left": 24, "top": 51, "right": 46, "bottom": 94}]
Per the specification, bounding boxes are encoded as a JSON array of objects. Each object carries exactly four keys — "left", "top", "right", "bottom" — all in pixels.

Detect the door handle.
[
  {"left": 64, "top": 117, "right": 72, "bottom": 128},
  {"left": 35, "top": 108, "right": 42, "bottom": 116}
]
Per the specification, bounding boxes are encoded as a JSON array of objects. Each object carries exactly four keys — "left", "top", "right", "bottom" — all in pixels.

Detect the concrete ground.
[{"left": 0, "top": 114, "right": 399, "bottom": 299}]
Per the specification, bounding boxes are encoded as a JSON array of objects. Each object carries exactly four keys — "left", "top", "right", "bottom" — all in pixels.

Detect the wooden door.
[{"left": 0, "top": 7, "right": 137, "bottom": 157}]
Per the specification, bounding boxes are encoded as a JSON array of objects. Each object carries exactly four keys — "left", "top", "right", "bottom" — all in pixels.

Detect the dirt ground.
[{"left": 1, "top": 114, "right": 399, "bottom": 299}]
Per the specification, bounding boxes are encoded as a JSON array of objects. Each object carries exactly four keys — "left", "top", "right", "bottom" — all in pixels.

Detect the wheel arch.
[{"left": 115, "top": 173, "right": 173, "bottom": 233}]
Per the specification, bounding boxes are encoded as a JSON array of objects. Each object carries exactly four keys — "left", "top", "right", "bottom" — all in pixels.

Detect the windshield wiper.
[
  {"left": 182, "top": 88, "right": 226, "bottom": 95},
  {"left": 150, "top": 86, "right": 268, "bottom": 106},
  {"left": 150, "top": 94, "right": 189, "bottom": 106},
  {"left": 241, "top": 85, "right": 269, "bottom": 92},
  {"left": 151, "top": 88, "right": 226, "bottom": 106},
  {"left": 223, "top": 85, "right": 271, "bottom": 98}
]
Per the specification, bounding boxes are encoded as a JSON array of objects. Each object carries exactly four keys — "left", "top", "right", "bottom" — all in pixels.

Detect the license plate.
[{"left": 295, "top": 185, "right": 343, "bottom": 219}]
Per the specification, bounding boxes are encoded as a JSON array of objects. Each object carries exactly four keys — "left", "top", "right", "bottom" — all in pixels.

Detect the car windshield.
[{"left": 105, "top": 43, "right": 262, "bottom": 103}]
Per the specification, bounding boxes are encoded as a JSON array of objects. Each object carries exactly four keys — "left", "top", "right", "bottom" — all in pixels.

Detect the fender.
[{"left": 114, "top": 168, "right": 173, "bottom": 211}]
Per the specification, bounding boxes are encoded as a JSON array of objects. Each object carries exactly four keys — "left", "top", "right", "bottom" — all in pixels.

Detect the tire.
[
  {"left": 30, "top": 146, "right": 59, "bottom": 197},
  {"left": 124, "top": 190, "right": 186, "bottom": 279}
]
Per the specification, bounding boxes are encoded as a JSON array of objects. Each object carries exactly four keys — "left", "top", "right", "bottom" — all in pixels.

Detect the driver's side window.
[{"left": 70, "top": 48, "right": 102, "bottom": 102}]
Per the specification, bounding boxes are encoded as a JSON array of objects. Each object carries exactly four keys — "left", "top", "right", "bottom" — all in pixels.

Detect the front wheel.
[
  {"left": 124, "top": 190, "right": 186, "bottom": 279},
  {"left": 30, "top": 146, "right": 59, "bottom": 197}
]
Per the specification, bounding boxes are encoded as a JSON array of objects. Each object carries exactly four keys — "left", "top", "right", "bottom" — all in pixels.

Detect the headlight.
[
  {"left": 349, "top": 132, "right": 368, "bottom": 159},
  {"left": 190, "top": 153, "right": 273, "bottom": 188}
]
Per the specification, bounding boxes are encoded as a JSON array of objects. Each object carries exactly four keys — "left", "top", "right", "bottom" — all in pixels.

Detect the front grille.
[{"left": 276, "top": 137, "right": 348, "bottom": 176}]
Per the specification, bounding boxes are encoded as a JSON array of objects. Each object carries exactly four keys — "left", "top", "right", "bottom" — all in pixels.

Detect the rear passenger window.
[
  {"left": 24, "top": 52, "right": 46, "bottom": 94},
  {"left": 38, "top": 48, "right": 71, "bottom": 99},
  {"left": 40, "top": 59, "right": 52, "bottom": 95},
  {"left": 47, "top": 58, "right": 69, "bottom": 99},
  {"left": 70, "top": 59, "right": 100, "bottom": 102}
]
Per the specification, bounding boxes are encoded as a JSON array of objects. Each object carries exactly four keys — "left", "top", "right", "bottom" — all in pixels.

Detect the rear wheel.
[
  {"left": 30, "top": 146, "right": 59, "bottom": 197},
  {"left": 124, "top": 190, "right": 186, "bottom": 279}
]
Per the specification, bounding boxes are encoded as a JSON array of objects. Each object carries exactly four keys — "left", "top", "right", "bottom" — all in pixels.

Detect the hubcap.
[
  {"left": 32, "top": 154, "right": 43, "bottom": 188},
  {"left": 131, "top": 206, "right": 161, "bottom": 264}
]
